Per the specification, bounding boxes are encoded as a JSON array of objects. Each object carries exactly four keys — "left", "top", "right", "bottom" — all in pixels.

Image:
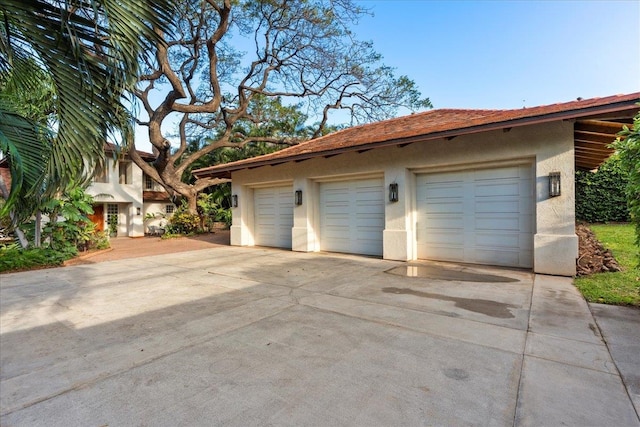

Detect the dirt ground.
[
  {"left": 65, "top": 231, "right": 230, "bottom": 265},
  {"left": 576, "top": 223, "right": 621, "bottom": 276}
]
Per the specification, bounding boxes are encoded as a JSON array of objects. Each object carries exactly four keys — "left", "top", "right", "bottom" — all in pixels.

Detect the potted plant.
[{"left": 108, "top": 215, "right": 118, "bottom": 237}]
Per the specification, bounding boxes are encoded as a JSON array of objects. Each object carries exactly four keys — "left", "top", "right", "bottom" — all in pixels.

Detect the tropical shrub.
[
  {"left": 0, "top": 245, "right": 72, "bottom": 273},
  {"left": 40, "top": 186, "right": 96, "bottom": 253},
  {"left": 575, "top": 156, "right": 630, "bottom": 223},
  {"left": 166, "top": 202, "right": 200, "bottom": 235},
  {"left": 612, "top": 107, "right": 640, "bottom": 261}
]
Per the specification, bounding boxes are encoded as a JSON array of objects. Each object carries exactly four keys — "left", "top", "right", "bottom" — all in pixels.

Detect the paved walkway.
[
  {"left": 590, "top": 303, "right": 640, "bottom": 414},
  {"left": 65, "top": 231, "right": 230, "bottom": 265},
  {"left": 2, "top": 245, "right": 639, "bottom": 426}
]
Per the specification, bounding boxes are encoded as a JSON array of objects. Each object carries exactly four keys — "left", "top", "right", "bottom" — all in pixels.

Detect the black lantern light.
[
  {"left": 549, "top": 172, "right": 561, "bottom": 197},
  {"left": 232, "top": 194, "right": 238, "bottom": 207},
  {"left": 295, "top": 190, "right": 303, "bottom": 206},
  {"left": 389, "top": 183, "right": 399, "bottom": 202}
]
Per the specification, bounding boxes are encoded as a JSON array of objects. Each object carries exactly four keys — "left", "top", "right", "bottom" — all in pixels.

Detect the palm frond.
[{"left": 0, "top": 0, "right": 175, "bottom": 212}]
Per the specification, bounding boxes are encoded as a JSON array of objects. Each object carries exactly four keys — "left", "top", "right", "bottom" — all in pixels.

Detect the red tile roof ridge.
[
  {"left": 192, "top": 92, "right": 640, "bottom": 176},
  {"left": 104, "top": 142, "right": 156, "bottom": 160}
]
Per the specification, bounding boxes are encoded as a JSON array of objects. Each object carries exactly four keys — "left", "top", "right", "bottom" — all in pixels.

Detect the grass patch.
[{"left": 574, "top": 223, "right": 640, "bottom": 307}]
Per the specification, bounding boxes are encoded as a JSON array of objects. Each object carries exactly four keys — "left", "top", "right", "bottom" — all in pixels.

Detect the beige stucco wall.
[
  {"left": 230, "top": 120, "right": 577, "bottom": 276},
  {"left": 143, "top": 202, "right": 174, "bottom": 232},
  {"left": 87, "top": 158, "right": 145, "bottom": 237}
]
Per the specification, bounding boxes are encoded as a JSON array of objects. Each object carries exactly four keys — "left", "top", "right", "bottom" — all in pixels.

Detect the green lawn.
[{"left": 574, "top": 223, "right": 640, "bottom": 307}]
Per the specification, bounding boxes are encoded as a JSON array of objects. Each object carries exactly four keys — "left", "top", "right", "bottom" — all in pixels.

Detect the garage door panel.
[
  {"left": 425, "top": 215, "right": 464, "bottom": 229},
  {"left": 475, "top": 217, "right": 520, "bottom": 232},
  {"left": 254, "top": 186, "right": 293, "bottom": 248},
  {"left": 320, "top": 178, "right": 384, "bottom": 256},
  {"left": 474, "top": 250, "right": 521, "bottom": 267},
  {"left": 425, "top": 231, "right": 465, "bottom": 245},
  {"left": 357, "top": 218, "right": 384, "bottom": 228},
  {"left": 475, "top": 166, "right": 520, "bottom": 180},
  {"left": 424, "top": 186, "right": 465, "bottom": 198},
  {"left": 425, "top": 202, "right": 464, "bottom": 214},
  {"left": 422, "top": 246, "right": 465, "bottom": 262},
  {"left": 417, "top": 166, "right": 533, "bottom": 268},
  {"left": 475, "top": 200, "right": 520, "bottom": 213},
  {"left": 475, "top": 232, "right": 521, "bottom": 248},
  {"left": 475, "top": 182, "right": 521, "bottom": 197},
  {"left": 519, "top": 217, "right": 533, "bottom": 233}
]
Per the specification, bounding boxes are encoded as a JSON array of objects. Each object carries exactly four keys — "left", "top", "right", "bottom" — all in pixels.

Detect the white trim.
[
  {"left": 410, "top": 157, "right": 535, "bottom": 175},
  {"left": 310, "top": 171, "right": 384, "bottom": 183}
]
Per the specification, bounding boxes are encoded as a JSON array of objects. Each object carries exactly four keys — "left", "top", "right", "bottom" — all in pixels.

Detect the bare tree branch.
[{"left": 130, "top": 0, "right": 430, "bottom": 213}]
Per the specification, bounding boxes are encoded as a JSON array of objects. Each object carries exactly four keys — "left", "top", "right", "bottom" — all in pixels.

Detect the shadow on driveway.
[{"left": 1, "top": 247, "right": 638, "bottom": 426}]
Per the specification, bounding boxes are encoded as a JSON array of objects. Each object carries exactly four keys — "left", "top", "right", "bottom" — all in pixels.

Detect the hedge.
[{"left": 575, "top": 156, "right": 630, "bottom": 223}]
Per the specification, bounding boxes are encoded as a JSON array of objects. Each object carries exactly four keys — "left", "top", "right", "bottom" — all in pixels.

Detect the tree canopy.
[
  {"left": 131, "top": 0, "right": 432, "bottom": 212},
  {"left": 612, "top": 107, "right": 640, "bottom": 261},
  {"left": 0, "top": 0, "right": 174, "bottom": 215}
]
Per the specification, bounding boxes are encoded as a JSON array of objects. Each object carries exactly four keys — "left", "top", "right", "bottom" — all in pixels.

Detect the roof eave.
[{"left": 193, "top": 98, "right": 640, "bottom": 180}]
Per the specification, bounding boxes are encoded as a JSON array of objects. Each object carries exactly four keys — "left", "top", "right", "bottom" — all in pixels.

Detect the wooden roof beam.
[
  {"left": 575, "top": 119, "right": 626, "bottom": 134},
  {"left": 574, "top": 130, "right": 619, "bottom": 144}
]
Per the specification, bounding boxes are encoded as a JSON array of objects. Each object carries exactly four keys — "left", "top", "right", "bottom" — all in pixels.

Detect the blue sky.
[
  {"left": 355, "top": 0, "right": 640, "bottom": 109},
  {"left": 134, "top": 0, "right": 640, "bottom": 151}
]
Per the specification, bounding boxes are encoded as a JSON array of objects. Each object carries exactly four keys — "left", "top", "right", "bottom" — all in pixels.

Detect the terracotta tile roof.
[
  {"left": 193, "top": 93, "right": 640, "bottom": 178},
  {"left": 104, "top": 142, "right": 156, "bottom": 161},
  {"left": 143, "top": 191, "right": 172, "bottom": 202}
]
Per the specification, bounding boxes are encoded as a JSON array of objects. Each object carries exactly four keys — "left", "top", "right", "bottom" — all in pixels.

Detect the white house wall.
[
  {"left": 87, "top": 158, "right": 145, "bottom": 237},
  {"left": 143, "top": 202, "right": 173, "bottom": 231},
  {"left": 230, "top": 121, "right": 577, "bottom": 276}
]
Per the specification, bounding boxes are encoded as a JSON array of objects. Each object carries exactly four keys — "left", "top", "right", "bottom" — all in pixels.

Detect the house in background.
[
  {"left": 87, "top": 144, "right": 176, "bottom": 237},
  {"left": 194, "top": 93, "right": 639, "bottom": 277}
]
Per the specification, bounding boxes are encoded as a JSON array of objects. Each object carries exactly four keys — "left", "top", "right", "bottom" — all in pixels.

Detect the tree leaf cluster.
[
  {"left": 133, "top": 0, "right": 432, "bottom": 213},
  {"left": 575, "top": 156, "right": 630, "bottom": 223},
  {"left": 611, "top": 106, "right": 640, "bottom": 259},
  {"left": 0, "top": 0, "right": 175, "bottom": 223}
]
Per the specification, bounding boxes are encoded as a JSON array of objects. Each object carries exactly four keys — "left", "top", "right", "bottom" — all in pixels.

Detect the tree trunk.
[
  {"left": 34, "top": 211, "right": 42, "bottom": 247},
  {"left": 9, "top": 210, "right": 29, "bottom": 249},
  {"left": 187, "top": 194, "right": 198, "bottom": 215}
]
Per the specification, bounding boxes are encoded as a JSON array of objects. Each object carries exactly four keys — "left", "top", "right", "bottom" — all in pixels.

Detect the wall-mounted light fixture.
[
  {"left": 389, "top": 183, "right": 399, "bottom": 203},
  {"left": 295, "top": 190, "right": 303, "bottom": 206},
  {"left": 232, "top": 194, "right": 238, "bottom": 207},
  {"left": 136, "top": 207, "right": 141, "bottom": 216},
  {"left": 549, "top": 172, "right": 561, "bottom": 197}
]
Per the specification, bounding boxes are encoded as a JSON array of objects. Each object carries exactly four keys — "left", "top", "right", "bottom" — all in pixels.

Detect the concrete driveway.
[{"left": 1, "top": 246, "right": 638, "bottom": 426}]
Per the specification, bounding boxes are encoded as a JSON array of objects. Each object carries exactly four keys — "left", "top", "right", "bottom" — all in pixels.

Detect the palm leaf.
[{"left": 0, "top": 0, "right": 175, "bottom": 211}]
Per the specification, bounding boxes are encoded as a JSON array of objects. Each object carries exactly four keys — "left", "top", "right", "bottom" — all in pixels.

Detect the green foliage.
[
  {"left": 0, "top": 246, "right": 73, "bottom": 273},
  {"left": 40, "top": 186, "right": 96, "bottom": 253},
  {"left": 575, "top": 156, "right": 630, "bottom": 223},
  {"left": 134, "top": 1, "right": 430, "bottom": 214},
  {"left": 108, "top": 215, "right": 118, "bottom": 236},
  {"left": 0, "top": 0, "right": 174, "bottom": 219},
  {"left": 166, "top": 202, "right": 201, "bottom": 235},
  {"left": 574, "top": 223, "right": 639, "bottom": 307},
  {"left": 0, "top": 58, "right": 54, "bottom": 224},
  {"left": 611, "top": 107, "right": 640, "bottom": 261},
  {"left": 196, "top": 187, "right": 232, "bottom": 229},
  {"left": 90, "top": 231, "right": 110, "bottom": 250}
]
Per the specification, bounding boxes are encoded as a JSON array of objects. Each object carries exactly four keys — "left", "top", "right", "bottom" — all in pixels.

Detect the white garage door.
[
  {"left": 416, "top": 165, "right": 533, "bottom": 268},
  {"left": 320, "top": 178, "right": 384, "bottom": 256},
  {"left": 254, "top": 186, "right": 293, "bottom": 248}
]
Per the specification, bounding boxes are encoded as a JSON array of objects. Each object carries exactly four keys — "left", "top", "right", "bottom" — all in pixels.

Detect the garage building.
[{"left": 193, "top": 93, "right": 639, "bottom": 276}]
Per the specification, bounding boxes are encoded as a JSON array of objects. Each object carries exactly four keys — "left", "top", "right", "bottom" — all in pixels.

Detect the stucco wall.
[
  {"left": 230, "top": 120, "right": 577, "bottom": 276},
  {"left": 143, "top": 202, "right": 173, "bottom": 231},
  {"left": 87, "top": 158, "right": 144, "bottom": 237}
]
